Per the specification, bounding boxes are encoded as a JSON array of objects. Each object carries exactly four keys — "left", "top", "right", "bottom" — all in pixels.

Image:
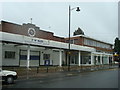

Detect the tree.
[
  {"left": 114, "top": 37, "right": 120, "bottom": 54},
  {"left": 73, "top": 27, "right": 85, "bottom": 36},
  {"left": 113, "top": 37, "right": 120, "bottom": 67}
]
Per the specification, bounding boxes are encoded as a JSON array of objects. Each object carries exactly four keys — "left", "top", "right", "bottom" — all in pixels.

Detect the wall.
[
  {"left": 2, "top": 21, "right": 65, "bottom": 43},
  {"left": 2, "top": 44, "right": 19, "bottom": 66},
  {"left": 2, "top": 44, "right": 62, "bottom": 66},
  {"left": 83, "top": 37, "right": 113, "bottom": 52},
  {"left": 40, "top": 49, "right": 62, "bottom": 66},
  {"left": 65, "top": 36, "right": 113, "bottom": 53},
  {"left": 52, "top": 50, "right": 60, "bottom": 65},
  {"left": 40, "top": 49, "right": 53, "bottom": 65},
  {"left": 65, "top": 36, "right": 84, "bottom": 45}
]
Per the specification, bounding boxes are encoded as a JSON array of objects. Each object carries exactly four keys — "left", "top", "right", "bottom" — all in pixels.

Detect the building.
[
  {"left": 0, "top": 21, "right": 113, "bottom": 67},
  {"left": 65, "top": 34, "right": 113, "bottom": 65}
]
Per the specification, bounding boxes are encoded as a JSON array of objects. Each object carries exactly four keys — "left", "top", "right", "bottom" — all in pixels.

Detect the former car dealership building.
[{"left": 0, "top": 21, "right": 113, "bottom": 67}]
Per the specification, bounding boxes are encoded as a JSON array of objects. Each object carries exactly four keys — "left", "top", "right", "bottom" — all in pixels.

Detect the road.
[{"left": 2, "top": 68, "right": 119, "bottom": 88}]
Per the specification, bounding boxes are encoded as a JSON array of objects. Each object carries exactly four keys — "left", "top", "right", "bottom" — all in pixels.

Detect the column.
[
  {"left": 78, "top": 51, "right": 81, "bottom": 66},
  {"left": 91, "top": 53, "right": 94, "bottom": 65},
  {"left": 107, "top": 55, "right": 110, "bottom": 64},
  {"left": 59, "top": 50, "right": 62, "bottom": 67},
  {"left": 27, "top": 45, "right": 30, "bottom": 69},
  {"left": 100, "top": 54, "right": 103, "bottom": 65},
  {"left": 96, "top": 55, "right": 98, "bottom": 65}
]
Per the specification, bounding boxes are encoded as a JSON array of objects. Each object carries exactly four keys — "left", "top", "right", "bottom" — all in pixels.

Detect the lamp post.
[{"left": 68, "top": 5, "right": 80, "bottom": 71}]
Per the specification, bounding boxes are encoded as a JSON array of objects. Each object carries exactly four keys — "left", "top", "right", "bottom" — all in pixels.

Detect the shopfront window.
[{"left": 70, "top": 52, "right": 78, "bottom": 64}]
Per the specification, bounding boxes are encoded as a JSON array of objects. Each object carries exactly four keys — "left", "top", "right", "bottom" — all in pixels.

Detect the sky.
[{"left": 1, "top": 1, "right": 118, "bottom": 44}]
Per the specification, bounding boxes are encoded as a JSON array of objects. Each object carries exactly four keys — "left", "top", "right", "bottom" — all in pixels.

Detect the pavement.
[{"left": 17, "top": 65, "right": 119, "bottom": 81}]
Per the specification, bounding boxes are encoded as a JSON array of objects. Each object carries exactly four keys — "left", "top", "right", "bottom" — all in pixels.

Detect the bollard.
[
  {"left": 46, "top": 66, "right": 48, "bottom": 73},
  {"left": 37, "top": 67, "right": 39, "bottom": 73}
]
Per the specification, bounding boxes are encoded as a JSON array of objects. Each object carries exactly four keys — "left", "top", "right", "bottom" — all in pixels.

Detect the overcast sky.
[{"left": 1, "top": 1, "right": 118, "bottom": 44}]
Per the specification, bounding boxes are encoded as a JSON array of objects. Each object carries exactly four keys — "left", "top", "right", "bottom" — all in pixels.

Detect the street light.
[{"left": 68, "top": 5, "right": 80, "bottom": 71}]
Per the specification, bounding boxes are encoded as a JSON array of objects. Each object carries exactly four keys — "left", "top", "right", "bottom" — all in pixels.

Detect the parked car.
[{"left": 0, "top": 68, "right": 17, "bottom": 84}]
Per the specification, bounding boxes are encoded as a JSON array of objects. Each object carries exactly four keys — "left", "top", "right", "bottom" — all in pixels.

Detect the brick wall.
[{"left": 1, "top": 21, "right": 65, "bottom": 42}]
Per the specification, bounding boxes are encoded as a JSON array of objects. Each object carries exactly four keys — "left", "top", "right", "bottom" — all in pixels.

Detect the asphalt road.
[{"left": 2, "top": 68, "right": 119, "bottom": 88}]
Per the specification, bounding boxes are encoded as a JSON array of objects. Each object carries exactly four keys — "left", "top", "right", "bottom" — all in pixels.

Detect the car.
[{"left": 0, "top": 68, "right": 17, "bottom": 84}]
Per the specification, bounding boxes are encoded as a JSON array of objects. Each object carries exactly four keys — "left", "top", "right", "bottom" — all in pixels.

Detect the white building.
[{"left": 0, "top": 21, "right": 113, "bottom": 67}]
